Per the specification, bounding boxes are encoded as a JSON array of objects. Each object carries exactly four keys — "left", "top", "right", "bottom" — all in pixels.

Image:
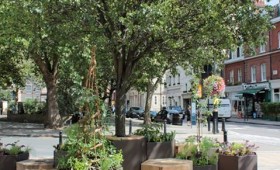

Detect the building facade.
[
  {"left": 223, "top": 3, "right": 280, "bottom": 116},
  {"left": 126, "top": 66, "right": 193, "bottom": 112}
]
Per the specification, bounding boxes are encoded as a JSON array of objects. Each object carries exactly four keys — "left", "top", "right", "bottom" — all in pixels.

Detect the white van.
[{"left": 207, "top": 99, "right": 232, "bottom": 119}]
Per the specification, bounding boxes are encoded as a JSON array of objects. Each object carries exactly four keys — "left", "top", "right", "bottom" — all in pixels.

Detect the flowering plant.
[
  {"left": 203, "top": 75, "right": 225, "bottom": 109},
  {"left": 218, "top": 140, "right": 258, "bottom": 156},
  {"left": 203, "top": 75, "right": 225, "bottom": 97}
]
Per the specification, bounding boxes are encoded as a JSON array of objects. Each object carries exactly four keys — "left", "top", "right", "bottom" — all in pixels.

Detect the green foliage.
[
  {"left": 260, "top": 102, "right": 280, "bottom": 115},
  {"left": 134, "top": 123, "right": 175, "bottom": 142},
  {"left": 23, "top": 99, "right": 46, "bottom": 114},
  {"left": 176, "top": 136, "right": 219, "bottom": 166},
  {"left": 2, "top": 140, "right": 30, "bottom": 155},
  {"left": 218, "top": 140, "right": 258, "bottom": 156},
  {"left": 56, "top": 89, "right": 123, "bottom": 170}
]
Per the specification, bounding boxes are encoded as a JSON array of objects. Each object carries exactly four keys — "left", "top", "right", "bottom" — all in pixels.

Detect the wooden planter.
[
  {"left": 194, "top": 164, "right": 217, "bottom": 170},
  {"left": 218, "top": 154, "right": 257, "bottom": 170},
  {"left": 0, "top": 152, "right": 29, "bottom": 170},
  {"left": 147, "top": 140, "right": 175, "bottom": 159},
  {"left": 107, "top": 135, "right": 147, "bottom": 170}
]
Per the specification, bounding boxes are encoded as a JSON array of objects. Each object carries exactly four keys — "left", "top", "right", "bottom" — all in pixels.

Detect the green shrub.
[
  {"left": 23, "top": 99, "right": 46, "bottom": 114},
  {"left": 134, "top": 123, "right": 175, "bottom": 142},
  {"left": 176, "top": 136, "right": 219, "bottom": 166}
]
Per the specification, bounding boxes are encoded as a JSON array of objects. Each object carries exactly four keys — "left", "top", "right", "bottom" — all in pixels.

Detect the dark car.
[
  {"left": 126, "top": 107, "right": 145, "bottom": 119},
  {"left": 150, "top": 110, "right": 157, "bottom": 120},
  {"left": 154, "top": 109, "right": 183, "bottom": 125},
  {"left": 168, "top": 106, "right": 185, "bottom": 119}
]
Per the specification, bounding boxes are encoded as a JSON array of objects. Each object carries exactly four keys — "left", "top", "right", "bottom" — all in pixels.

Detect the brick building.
[{"left": 224, "top": 2, "right": 280, "bottom": 117}]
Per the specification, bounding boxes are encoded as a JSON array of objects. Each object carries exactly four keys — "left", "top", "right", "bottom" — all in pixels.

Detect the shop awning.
[{"left": 237, "top": 87, "right": 264, "bottom": 95}]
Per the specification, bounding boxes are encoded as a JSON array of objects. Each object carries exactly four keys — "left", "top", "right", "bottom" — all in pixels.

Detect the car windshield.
[
  {"left": 131, "top": 107, "right": 142, "bottom": 110},
  {"left": 169, "top": 106, "right": 182, "bottom": 111}
]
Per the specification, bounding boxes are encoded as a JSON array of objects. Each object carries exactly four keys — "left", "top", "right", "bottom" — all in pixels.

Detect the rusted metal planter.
[
  {"left": 0, "top": 152, "right": 29, "bottom": 170},
  {"left": 146, "top": 140, "right": 175, "bottom": 159},
  {"left": 218, "top": 154, "right": 257, "bottom": 170}
]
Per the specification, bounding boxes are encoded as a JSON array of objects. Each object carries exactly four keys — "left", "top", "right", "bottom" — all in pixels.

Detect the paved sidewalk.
[{"left": 227, "top": 117, "right": 280, "bottom": 126}]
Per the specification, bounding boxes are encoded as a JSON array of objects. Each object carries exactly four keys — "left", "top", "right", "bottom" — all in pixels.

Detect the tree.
[
  {"left": 91, "top": 0, "right": 272, "bottom": 137},
  {"left": 1, "top": 0, "right": 272, "bottom": 134},
  {"left": 0, "top": 1, "right": 96, "bottom": 127}
]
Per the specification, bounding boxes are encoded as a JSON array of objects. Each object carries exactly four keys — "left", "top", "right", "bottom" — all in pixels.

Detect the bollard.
[
  {"left": 207, "top": 116, "right": 211, "bottom": 131},
  {"left": 222, "top": 118, "right": 225, "bottom": 131},
  {"left": 129, "top": 119, "right": 132, "bottom": 135},
  {"left": 223, "top": 130, "right": 228, "bottom": 143},
  {"left": 59, "top": 131, "right": 63, "bottom": 147},
  {"left": 212, "top": 111, "right": 219, "bottom": 134},
  {"left": 164, "top": 120, "right": 167, "bottom": 134}
]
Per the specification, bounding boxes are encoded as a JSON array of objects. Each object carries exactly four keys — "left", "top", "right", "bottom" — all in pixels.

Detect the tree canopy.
[{"left": 0, "top": 0, "right": 272, "bottom": 134}]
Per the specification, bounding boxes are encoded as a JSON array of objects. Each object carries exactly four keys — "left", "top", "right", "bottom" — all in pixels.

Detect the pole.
[
  {"left": 129, "top": 119, "right": 132, "bottom": 135},
  {"left": 59, "top": 131, "right": 63, "bottom": 147},
  {"left": 207, "top": 98, "right": 211, "bottom": 131},
  {"left": 212, "top": 110, "right": 219, "bottom": 134},
  {"left": 223, "top": 130, "right": 228, "bottom": 143},
  {"left": 222, "top": 118, "right": 225, "bottom": 131},
  {"left": 164, "top": 120, "right": 167, "bottom": 134}
]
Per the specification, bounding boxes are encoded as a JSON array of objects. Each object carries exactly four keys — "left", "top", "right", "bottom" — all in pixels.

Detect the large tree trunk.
[
  {"left": 144, "top": 82, "right": 153, "bottom": 125},
  {"left": 115, "top": 88, "right": 127, "bottom": 137},
  {"left": 45, "top": 76, "right": 61, "bottom": 128},
  {"left": 32, "top": 54, "right": 61, "bottom": 128}
]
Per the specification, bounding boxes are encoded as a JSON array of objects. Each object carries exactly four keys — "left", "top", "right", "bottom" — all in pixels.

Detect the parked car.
[
  {"left": 154, "top": 109, "right": 183, "bottom": 125},
  {"left": 168, "top": 106, "right": 185, "bottom": 119},
  {"left": 126, "top": 107, "right": 145, "bottom": 119},
  {"left": 150, "top": 110, "right": 157, "bottom": 120}
]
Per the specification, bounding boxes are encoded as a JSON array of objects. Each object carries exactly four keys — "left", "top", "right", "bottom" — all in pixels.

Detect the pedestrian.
[{"left": 185, "top": 106, "right": 191, "bottom": 126}]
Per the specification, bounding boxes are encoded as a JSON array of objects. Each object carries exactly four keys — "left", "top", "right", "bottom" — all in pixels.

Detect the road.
[{"left": 0, "top": 120, "right": 280, "bottom": 170}]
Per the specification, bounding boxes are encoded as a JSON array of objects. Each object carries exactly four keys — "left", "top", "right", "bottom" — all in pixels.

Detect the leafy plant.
[
  {"left": 23, "top": 99, "right": 46, "bottom": 114},
  {"left": 133, "top": 123, "right": 175, "bottom": 142},
  {"left": 2, "top": 140, "right": 30, "bottom": 155},
  {"left": 218, "top": 140, "right": 258, "bottom": 156},
  {"left": 56, "top": 89, "right": 123, "bottom": 170},
  {"left": 176, "top": 136, "right": 219, "bottom": 166}
]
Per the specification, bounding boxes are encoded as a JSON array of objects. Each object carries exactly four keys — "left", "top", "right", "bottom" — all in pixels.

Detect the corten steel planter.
[
  {"left": 53, "top": 150, "right": 68, "bottom": 168},
  {"left": 218, "top": 154, "right": 257, "bottom": 170},
  {"left": 107, "top": 135, "right": 146, "bottom": 170},
  {"left": 146, "top": 140, "right": 175, "bottom": 159},
  {"left": 0, "top": 152, "right": 29, "bottom": 170},
  {"left": 194, "top": 164, "right": 217, "bottom": 170}
]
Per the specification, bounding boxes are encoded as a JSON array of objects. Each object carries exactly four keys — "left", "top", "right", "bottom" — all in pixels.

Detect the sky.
[{"left": 266, "top": 0, "right": 279, "bottom": 6}]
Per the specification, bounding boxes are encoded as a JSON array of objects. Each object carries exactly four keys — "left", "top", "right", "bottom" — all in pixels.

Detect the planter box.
[
  {"left": 193, "top": 164, "right": 217, "bottom": 170},
  {"left": 53, "top": 150, "right": 68, "bottom": 168},
  {"left": 218, "top": 154, "right": 257, "bottom": 170},
  {"left": 7, "top": 113, "right": 46, "bottom": 124},
  {"left": 147, "top": 140, "right": 175, "bottom": 159},
  {"left": 0, "top": 152, "right": 29, "bottom": 170},
  {"left": 107, "top": 135, "right": 147, "bottom": 170}
]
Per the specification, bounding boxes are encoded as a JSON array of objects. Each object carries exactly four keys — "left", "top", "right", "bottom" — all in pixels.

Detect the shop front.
[{"left": 237, "top": 83, "right": 270, "bottom": 118}]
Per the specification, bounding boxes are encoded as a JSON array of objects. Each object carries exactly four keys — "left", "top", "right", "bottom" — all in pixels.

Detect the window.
[
  {"left": 229, "top": 46, "right": 243, "bottom": 59},
  {"left": 163, "top": 96, "right": 165, "bottom": 105},
  {"left": 261, "top": 63, "right": 266, "bottom": 81},
  {"left": 238, "top": 68, "right": 242, "bottom": 83},
  {"left": 278, "top": 32, "right": 280, "bottom": 48},
  {"left": 155, "top": 96, "right": 157, "bottom": 105},
  {"left": 168, "top": 76, "right": 171, "bottom": 86},
  {"left": 251, "top": 66, "right": 256, "bottom": 83},
  {"left": 229, "top": 70, "right": 234, "bottom": 84},
  {"left": 25, "top": 84, "right": 32, "bottom": 94},
  {"left": 260, "top": 43, "right": 266, "bottom": 53},
  {"left": 177, "top": 74, "right": 180, "bottom": 84},
  {"left": 173, "top": 76, "right": 175, "bottom": 85},
  {"left": 274, "top": 89, "right": 280, "bottom": 102}
]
